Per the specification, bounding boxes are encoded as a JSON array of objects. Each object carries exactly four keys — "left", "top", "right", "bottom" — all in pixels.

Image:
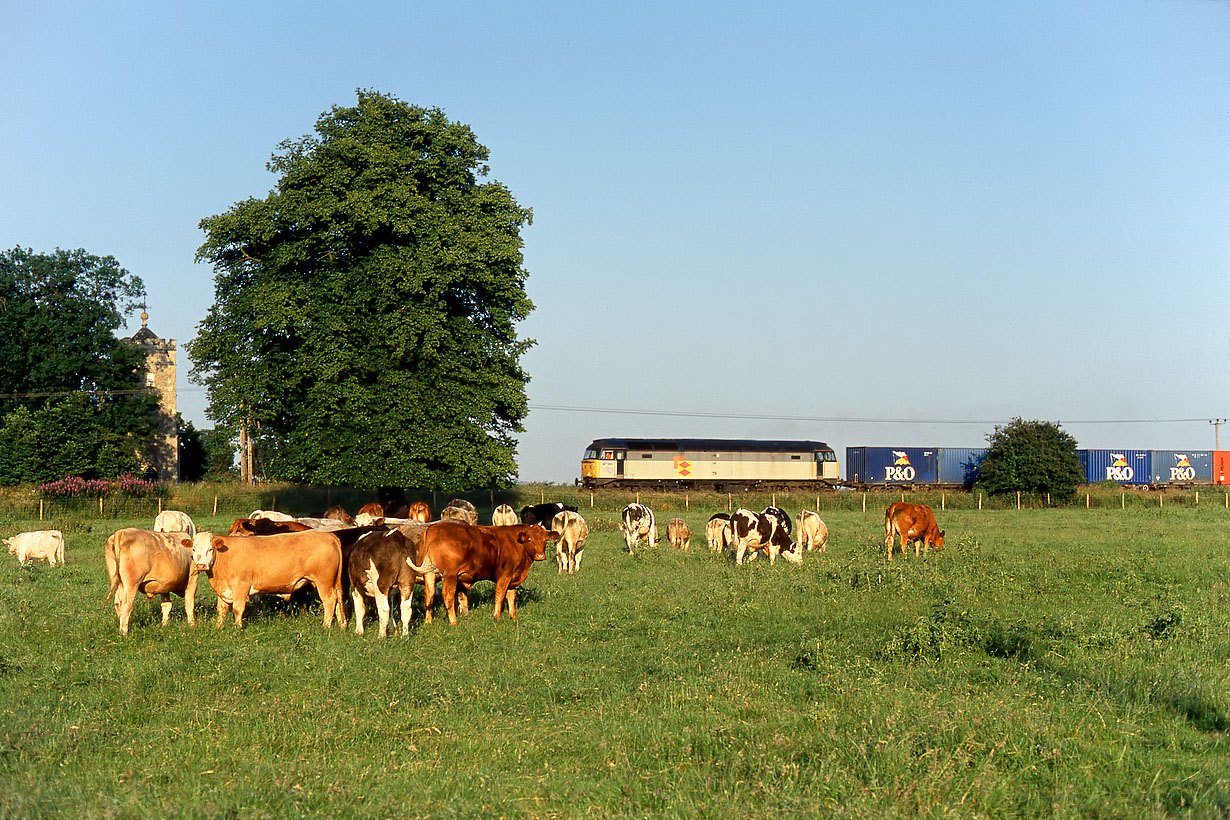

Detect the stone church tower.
[{"left": 129, "top": 311, "right": 179, "bottom": 482}]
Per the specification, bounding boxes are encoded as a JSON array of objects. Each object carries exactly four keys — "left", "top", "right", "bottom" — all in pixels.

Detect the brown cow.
[
  {"left": 190, "top": 530, "right": 346, "bottom": 628},
  {"left": 406, "top": 501, "right": 432, "bottom": 523},
  {"left": 411, "top": 522, "right": 556, "bottom": 625},
  {"left": 667, "top": 518, "right": 692, "bottom": 550},
  {"left": 355, "top": 502, "right": 384, "bottom": 526},
  {"left": 227, "top": 517, "right": 313, "bottom": 536},
  {"left": 104, "top": 528, "right": 198, "bottom": 636},
  {"left": 322, "top": 505, "right": 355, "bottom": 525},
  {"left": 348, "top": 527, "right": 426, "bottom": 637},
  {"left": 884, "top": 503, "right": 945, "bottom": 560}
]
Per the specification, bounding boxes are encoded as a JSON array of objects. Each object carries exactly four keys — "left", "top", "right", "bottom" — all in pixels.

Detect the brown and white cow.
[
  {"left": 705, "top": 514, "right": 732, "bottom": 552},
  {"left": 884, "top": 502, "right": 945, "bottom": 560},
  {"left": 411, "top": 521, "right": 556, "bottom": 625},
  {"left": 406, "top": 501, "right": 432, "bottom": 523},
  {"left": 796, "top": 510, "right": 828, "bottom": 552},
  {"left": 354, "top": 502, "right": 385, "bottom": 526},
  {"left": 440, "top": 499, "right": 479, "bottom": 526},
  {"left": 348, "top": 526, "right": 427, "bottom": 637},
  {"left": 190, "top": 530, "right": 346, "bottom": 629},
  {"left": 104, "top": 528, "right": 197, "bottom": 636},
  {"left": 551, "top": 510, "right": 588, "bottom": 574},
  {"left": 491, "top": 504, "right": 518, "bottom": 526},
  {"left": 618, "top": 503, "right": 657, "bottom": 555},
  {"left": 153, "top": 510, "right": 196, "bottom": 537},
  {"left": 5, "top": 530, "right": 65, "bottom": 567},
  {"left": 520, "top": 502, "right": 578, "bottom": 528},
  {"left": 730, "top": 509, "right": 793, "bottom": 565},
  {"left": 667, "top": 518, "right": 692, "bottom": 550}
]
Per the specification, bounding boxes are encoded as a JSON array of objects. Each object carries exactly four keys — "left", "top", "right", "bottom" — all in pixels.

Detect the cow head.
[
  {"left": 933, "top": 531, "right": 945, "bottom": 550},
  {"left": 190, "top": 532, "right": 219, "bottom": 572},
  {"left": 519, "top": 526, "right": 554, "bottom": 561},
  {"left": 4, "top": 538, "right": 14, "bottom": 555}
]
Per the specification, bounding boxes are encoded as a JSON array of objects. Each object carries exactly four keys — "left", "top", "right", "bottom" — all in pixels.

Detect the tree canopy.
[
  {"left": 0, "top": 247, "right": 155, "bottom": 483},
  {"left": 974, "top": 418, "right": 1086, "bottom": 499},
  {"left": 188, "top": 90, "right": 535, "bottom": 489}
]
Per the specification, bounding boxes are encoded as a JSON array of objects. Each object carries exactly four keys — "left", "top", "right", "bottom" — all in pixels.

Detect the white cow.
[
  {"left": 796, "top": 510, "right": 828, "bottom": 552},
  {"left": 153, "top": 510, "right": 196, "bottom": 537},
  {"left": 248, "top": 510, "right": 295, "bottom": 522},
  {"left": 491, "top": 504, "right": 518, "bottom": 526},
  {"left": 5, "top": 530, "right": 65, "bottom": 567},
  {"left": 551, "top": 510, "right": 588, "bottom": 574}
]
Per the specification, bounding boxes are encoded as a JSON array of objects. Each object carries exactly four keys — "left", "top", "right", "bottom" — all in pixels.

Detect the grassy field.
[{"left": 0, "top": 494, "right": 1227, "bottom": 818}]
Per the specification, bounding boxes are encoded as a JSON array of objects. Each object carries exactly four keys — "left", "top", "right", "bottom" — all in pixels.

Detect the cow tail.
[{"left": 103, "top": 533, "right": 120, "bottom": 602}]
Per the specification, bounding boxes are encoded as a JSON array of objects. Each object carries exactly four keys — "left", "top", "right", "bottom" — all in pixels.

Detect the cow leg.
[
  {"left": 556, "top": 543, "right": 565, "bottom": 574},
  {"left": 231, "top": 592, "right": 249, "bottom": 628},
  {"left": 442, "top": 575, "right": 460, "bottom": 625},
  {"left": 506, "top": 588, "right": 518, "bottom": 620},
  {"left": 352, "top": 590, "right": 367, "bottom": 635},
  {"left": 116, "top": 584, "right": 136, "bottom": 637},
  {"left": 159, "top": 593, "right": 173, "bottom": 625},
  {"left": 735, "top": 540, "right": 746, "bottom": 566},
  {"left": 422, "top": 572, "right": 436, "bottom": 625},
  {"left": 215, "top": 596, "right": 231, "bottom": 628},
  {"left": 492, "top": 577, "right": 511, "bottom": 620},
  {"left": 573, "top": 548, "right": 584, "bottom": 573},
  {"left": 184, "top": 572, "right": 198, "bottom": 627},
  {"left": 457, "top": 587, "right": 470, "bottom": 616},
  {"left": 398, "top": 583, "right": 413, "bottom": 635},
  {"left": 375, "top": 590, "right": 391, "bottom": 638}
]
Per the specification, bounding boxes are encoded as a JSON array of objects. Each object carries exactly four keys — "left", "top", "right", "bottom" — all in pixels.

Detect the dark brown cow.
[
  {"left": 884, "top": 503, "right": 945, "bottom": 560},
  {"left": 227, "top": 517, "right": 312, "bottom": 536},
  {"left": 411, "top": 522, "right": 557, "bottom": 625},
  {"left": 348, "top": 526, "right": 427, "bottom": 637}
]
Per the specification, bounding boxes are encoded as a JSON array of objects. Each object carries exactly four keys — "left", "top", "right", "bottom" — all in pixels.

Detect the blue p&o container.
[
  {"left": 847, "top": 446, "right": 939, "bottom": 485},
  {"left": 1079, "top": 449, "right": 1152, "bottom": 485},
  {"left": 1150, "top": 450, "right": 1213, "bottom": 484}
]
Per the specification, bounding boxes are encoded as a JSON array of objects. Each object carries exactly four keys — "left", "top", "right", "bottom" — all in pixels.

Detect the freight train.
[{"left": 579, "top": 438, "right": 1230, "bottom": 490}]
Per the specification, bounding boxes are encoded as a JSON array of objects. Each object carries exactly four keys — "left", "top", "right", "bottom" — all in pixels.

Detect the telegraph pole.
[{"left": 1211, "top": 418, "right": 1227, "bottom": 450}]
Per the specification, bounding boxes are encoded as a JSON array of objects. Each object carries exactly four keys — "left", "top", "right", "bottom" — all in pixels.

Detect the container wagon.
[
  {"left": 580, "top": 438, "right": 838, "bottom": 490},
  {"left": 846, "top": 447, "right": 939, "bottom": 487}
]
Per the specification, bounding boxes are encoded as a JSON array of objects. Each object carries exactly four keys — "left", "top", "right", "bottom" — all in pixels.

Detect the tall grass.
[{"left": 0, "top": 496, "right": 1226, "bottom": 818}]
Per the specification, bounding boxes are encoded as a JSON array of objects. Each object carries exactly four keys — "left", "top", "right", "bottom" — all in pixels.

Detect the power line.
[{"left": 526, "top": 403, "right": 1214, "bottom": 426}]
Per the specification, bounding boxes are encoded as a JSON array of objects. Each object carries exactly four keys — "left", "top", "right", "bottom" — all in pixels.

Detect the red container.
[{"left": 1216, "top": 452, "right": 1230, "bottom": 485}]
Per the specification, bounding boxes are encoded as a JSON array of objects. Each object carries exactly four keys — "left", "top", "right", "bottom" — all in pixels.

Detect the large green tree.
[
  {"left": 0, "top": 247, "right": 156, "bottom": 482},
  {"left": 189, "top": 90, "right": 534, "bottom": 489},
  {"left": 974, "top": 418, "right": 1086, "bottom": 499}
]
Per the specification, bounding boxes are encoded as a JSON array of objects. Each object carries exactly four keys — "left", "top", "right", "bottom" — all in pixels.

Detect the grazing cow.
[
  {"left": 884, "top": 503, "right": 945, "bottom": 560},
  {"left": 491, "top": 504, "right": 518, "bottom": 526},
  {"left": 322, "top": 505, "right": 355, "bottom": 525},
  {"left": 411, "top": 522, "right": 556, "bottom": 624},
  {"left": 248, "top": 510, "right": 294, "bottom": 522},
  {"left": 761, "top": 506, "right": 792, "bottom": 536},
  {"left": 153, "top": 510, "right": 196, "bottom": 537},
  {"left": 520, "top": 502, "right": 578, "bottom": 528},
  {"left": 551, "top": 510, "right": 588, "bottom": 574},
  {"left": 348, "top": 527, "right": 425, "bottom": 637},
  {"left": 190, "top": 530, "right": 346, "bottom": 629},
  {"left": 104, "top": 528, "right": 197, "bottom": 636},
  {"left": 355, "top": 502, "right": 384, "bottom": 526},
  {"left": 440, "top": 499, "right": 478, "bottom": 526},
  {"left": 730, "top": 509, "right": 793, "bottom": 565},
  {"left": 5, "top": 530, "right": 66, "bottom": 567},
  {"left": 618, "top": 503, "right": 657, "bottom": 555},
  {"left": 406, "top": 501, "right": 432, "bottom": 523},
  {"left": 705, "top": 513, "right": 732, "bottom": 552},
  {"left": 796, "top": 510, "right": 828, "bottom": 552},
  {"left": 227, "top": 517, "right": 312, "bottom": 536},
  {"left": 667, "top": 518, "right": 692, "bottom": 550}
]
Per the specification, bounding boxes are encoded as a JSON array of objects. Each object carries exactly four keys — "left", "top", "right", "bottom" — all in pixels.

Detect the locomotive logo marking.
[
  {"left": 1171, "top": 454, "right": 1195, "bottom": 481},
  {"left": 1106, "top": 453, "right": 1134, "bottom": 482},
  {"left": 674, "top": 456, "right": 692, "bottom": 477},
  {"left": 885, "top": 451, "right": 916, "bottom": 482}
]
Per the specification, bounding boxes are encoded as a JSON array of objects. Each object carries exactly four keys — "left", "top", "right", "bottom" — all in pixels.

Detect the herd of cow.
[{"left": 4, "top": 497, "right": 945, "bottom": 637}]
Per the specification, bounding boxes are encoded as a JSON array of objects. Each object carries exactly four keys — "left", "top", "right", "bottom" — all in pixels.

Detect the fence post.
[
  {"left": 1086, "top": 493, "right": 1090, "bottom": 509},
  {"left": 158, "top": 497, "right": 163, "bottom": 513},
  {"left": 213, "top": 495, "right": 219, "bottom": 515},
  {"left": 39, "top": 499, "right": 43, "bottom": 521},
  {"left": 685, "top": 493, "right": 689, "bottom": 511},
  {"left": 1122, "top": 493, "right": 1125, "bottom": 510},
  {"left": 1016, "top": 491, "right": 1021, "bottom": 510},
  {"left": 590, "top": 492, "right": 594, "bottom": 508},
  {"left": 99, "top": 496, "right": 104, "bottom": 516},
  {"left": 862, "top": 493, "right": 866, "bottom": 514},
  {"left": 727, "top": 493, "right": 731, "bottom": 511},
  {"left": 816, "top": 495, "right": 820, "bottom": 512},
  {"left": 978, "top": 493, "right": 982, "bottom": 511}
]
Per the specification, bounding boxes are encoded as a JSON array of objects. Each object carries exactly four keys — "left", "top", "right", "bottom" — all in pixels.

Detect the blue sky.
[{"left": 3, "top": 1, "right": 1228, "bottom": 481}]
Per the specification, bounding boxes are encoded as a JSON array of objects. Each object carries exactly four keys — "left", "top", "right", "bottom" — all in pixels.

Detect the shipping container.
[
  {"left": 1215, "top": 451, "right": 1230, "bottom": 485},
  {"left": 847, "top": 446, "right": 939, "bottom": 485},
  {"left": 937, "top": 447, "right": 989, "bottom": 488},
  {"left": 1079, "top": 449, "right": 1152, "bottom": 485},
  {"left": 1149, "top": 450, "right": 1213, "bottom": 484}
]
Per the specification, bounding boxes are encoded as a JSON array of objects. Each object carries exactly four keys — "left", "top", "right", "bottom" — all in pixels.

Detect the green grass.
[{"left": 1, "top": 499, "right": 1227, "bottom": 818}]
